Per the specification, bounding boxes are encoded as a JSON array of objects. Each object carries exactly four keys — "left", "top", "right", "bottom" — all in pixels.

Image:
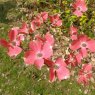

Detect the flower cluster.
[
  {"left": 69, "top": 25, "right": 95, "bottom": 85},
  {"left": 0, "top": 1, "right": 95, "bottom": 85},
  {"left": 0, "top": 23, "right": 28, "bottom": 57}
]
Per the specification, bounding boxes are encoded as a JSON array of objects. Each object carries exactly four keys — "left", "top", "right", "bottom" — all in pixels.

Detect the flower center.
[
  {"left": 77, "top": 6, "right": 82, "bottom": 11},
  {"left": 77, "top": 7, "right": 80, "bottom": 10},
  {"left": 37, "top": 53, "right": 43, "bottom": 58},
  {"left": 54, "top": 64, "right": 59, "bottom": 69},
  {"left": 70, "top": 58, "right": 74, "bottom": 62},
  {"left": 12, "top": 41, "right": 16, "bottom": 46},
  {"left": 81, "top": 42, "right": 87, "bottom": 47}
]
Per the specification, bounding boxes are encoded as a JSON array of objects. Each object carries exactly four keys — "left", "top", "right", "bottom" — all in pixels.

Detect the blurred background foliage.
[
  {"left": 0, "top": 0, "right": 95, "bottom": 95},
  {"left": 0, "top": 0, "right": 95, "bottom": 37}
]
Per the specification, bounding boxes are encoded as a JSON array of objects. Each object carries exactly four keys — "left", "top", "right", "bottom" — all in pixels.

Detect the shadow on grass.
[{"left": 0, "top": 0, "right": 16, "bottom": 23}]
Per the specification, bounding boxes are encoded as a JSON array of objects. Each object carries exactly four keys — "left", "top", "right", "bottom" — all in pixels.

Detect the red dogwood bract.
[
  {"left": 36, "top": 32, "right": 54, "bottom": 46},
  {"left": 49, "top": 14, "right": 62, "bottom": 27},
  {"left": 70, "top": 25, "right": 78, "bottom": 40}
]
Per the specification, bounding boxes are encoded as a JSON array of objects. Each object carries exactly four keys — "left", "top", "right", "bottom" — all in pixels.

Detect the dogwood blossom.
[
  {"left": 30, "top": 12, "right": 48, "bottom": 33},
  {"left": 77, "top": 64, "right": 92, "bottom": 85},
  {"left": 70, "top": 25, "right": 78, "bottom": 40},
  {"left": 65, "top": 53, "right": 82, "bottom": 67},
  {"left": 45, "top": 58, "right": 70, "bottom": 82},
  {"left": 41, "top": 12, "right": 48, "bottom": 21},
  {"left": 0, "top": 24, "right": 28, "bottom": 57},
  {"left": 18, "top": 22, "right": 28, "bottom": 34},
  {"left": 70, "top": 35, "right": 95, "bottom": 57},
  {"left": 0, "top": 39, "right": 22, "bottom": 57},
  {"left": 49, "top": 14, "right": 62, "bottom": 27},
  {"left": 24, "top": 40, "right": 53, "bottom": 69},
  {"left": 73, "top": 0, "right": 87, "bottom": 17},
  {"left": 36, "top": 32, "right": 54, "bottom": 46}
]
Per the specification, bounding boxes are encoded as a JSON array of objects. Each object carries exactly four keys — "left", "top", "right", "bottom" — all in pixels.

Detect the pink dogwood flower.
[
  {"left": 65, "top": 53, "right": 82, "bottom": 67},
  {"left": 18, "top": 22, "right": 28, "bottom": 34},
  {"left": 36, "top": 32, "right": 54, "bottom": 46},
  {"left": 0, "top": 39, "right": 10, "bottom": 48},
  {"left": 73, "top": 0, "right": 87, "bottom": 17},
  {"left": 49, "top": 14, "right": 62, "bottom": 27},
  {"left": 8, "top": 27, "right": 19, "bottom": 42},
  {"left": 77, "top": 64, "right": 92, "bottom": 85},
  {"left": 8, "top": 26, "right": 27, "bottom": 45},
  {"left": 0, "top": 27, "right": 25, "bottom": 57},
  {"left": 30, "top": 20, "right": 37, "bottom": 33},
  {"left": 30, "top": 12, "right": 48, "bottom": 33},
  {"left": 44, "top": 58, "right": 70, "bottom": 82},
  {"left": 75, "top": 53, "right": 83, "bottom": 64},
  {"left": 0, "top": 39, "right": 22, "bottom": 57},
  {"left": 41, "top": 12, "right": 48, "bottom": 21},
  {"left": 70, "top": 35, "right": 95, "bottom": 57},
  {"left": 24, "top": 40, "right": 53, "bottom": 69},
  {"left": 44, "top": 32, "right": 54, "bottom": 46},
  {"left": 30, "top": 16, "right": 43, "bottom": 33},
  {"left": 70, "top": 25, "right": 78, "bottom": 40},
  {"left": 7, "top": 45, "right": 22, "bottom": 57}
]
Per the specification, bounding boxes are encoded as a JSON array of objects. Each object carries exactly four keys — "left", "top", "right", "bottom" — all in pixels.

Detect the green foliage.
[{"left": 0, "top": 0, "right": 95, "bottom": 38}]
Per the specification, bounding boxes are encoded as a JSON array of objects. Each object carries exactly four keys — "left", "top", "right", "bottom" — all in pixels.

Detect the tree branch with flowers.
[{"left": 0, "top": 0, "right": 95, "bottom": 86}]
